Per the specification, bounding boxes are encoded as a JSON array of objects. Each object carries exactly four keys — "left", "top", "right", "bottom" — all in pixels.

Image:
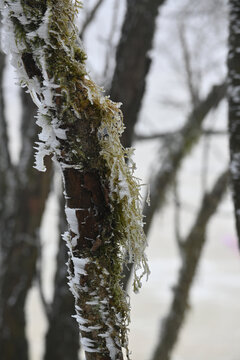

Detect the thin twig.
[
  {"left": 135, "top": 129, "right": 227, "bottom": 141},
  {"left": 80, "top": 0, "right": 105, "bottom": 39},
  {"left": 173, "top": 178, "right": 183, "bottom": 255},
  {"left": 103, "top": 0, "right": 120, "bottom": 86},
  {"left": 179, "top": 22, "right": 199, "bottom": 107}
]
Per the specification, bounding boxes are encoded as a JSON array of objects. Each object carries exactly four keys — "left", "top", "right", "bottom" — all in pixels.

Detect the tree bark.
[
  {"left": 45, "top": 0, "right": 167, "bottom": 353},
  {"left": 110, "top": 0, "right": 166, "bottom": 148},
  {"left": 0, "top": 57, "right": 53, "bottom": 360},
  {"left": 0, "top": 153, "right": 52, "bottom": 360},
  {"left": 2, "top": 1, "right": 148, "bottom": 358},
  {"left": 228, "top": 0, "right": 240, "bottom": 246}
]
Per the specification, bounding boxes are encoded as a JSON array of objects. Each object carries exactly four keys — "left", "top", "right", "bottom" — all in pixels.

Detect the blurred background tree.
[{"left": 1, "top": 0, "right": 239, "bottom": 360}]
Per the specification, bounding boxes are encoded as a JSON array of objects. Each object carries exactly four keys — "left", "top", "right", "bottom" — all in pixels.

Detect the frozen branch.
[
  {"left": 2, "top": 1, "right": 149, "bottom": 358},
  {"left": 179, "top": 23, "right": 200, "bottom": 107}
]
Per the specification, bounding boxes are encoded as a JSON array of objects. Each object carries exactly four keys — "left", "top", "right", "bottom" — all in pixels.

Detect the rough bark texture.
[
  {"left": 2, "top": 1, "right": 148, "bottom": 359},
  {"left": 228, "top": 0, "right": 240, "bottom": 246},
  {"left": 110, "top": 0, "right": 166, "bottom": 148},
  {"left": 151, "top": 170, "right": 229, "bottom": 360},
  {"left": 45, "top": 0, "right": 166, "bottom": 353}
]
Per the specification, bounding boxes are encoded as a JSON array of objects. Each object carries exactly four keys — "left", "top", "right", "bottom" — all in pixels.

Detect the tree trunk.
[
  {"left": 110, "top": 0, "right": 166, "bottom": 148},
  {"left": 2, "top": 1, "right": 148, "bottom": 358},
  {"left": 228, "top": 0, "right": 240, "bottom": 246},
  {"left": 0, "top": 157, "right": 52, "bottom": 360},
  {"left": 0, "top": 69, "right": 53, "bottom": 360}
]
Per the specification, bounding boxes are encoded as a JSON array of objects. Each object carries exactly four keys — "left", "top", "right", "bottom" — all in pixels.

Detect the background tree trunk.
[
  {"left": 228, "top": 0, "right": 240, "bottom": 246},
  {"left": 2, "top": 1, "right": 148, "bottom": 358},
  {"left": 44, "top": 194, "right": 79, "bottom": 360},
  {"left": 0, "top": 74, "right": 53, "bottom": 359},
  {"left": 151, "top": 170, "right": 229, "bottom": 360},
  {"left": 110, "top": 0, "right": 166, "bottom": 148}
]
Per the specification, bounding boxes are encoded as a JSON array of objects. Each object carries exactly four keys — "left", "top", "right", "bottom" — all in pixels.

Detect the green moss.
[{"left": 7, "top": 0, "right": 149, "bottom": 356}]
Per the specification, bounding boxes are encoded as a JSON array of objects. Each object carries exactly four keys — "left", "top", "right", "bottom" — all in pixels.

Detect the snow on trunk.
[{"left": 1, "top": 1, "right": 149, "bottom": 358}]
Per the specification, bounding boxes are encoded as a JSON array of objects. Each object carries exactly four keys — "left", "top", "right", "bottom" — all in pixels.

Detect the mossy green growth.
[
  {"left": 5, "top": 0, "right": 149, "bottom": 356},
  {"left": 45, "top": 0, "right": 150, "bottom": 330}
]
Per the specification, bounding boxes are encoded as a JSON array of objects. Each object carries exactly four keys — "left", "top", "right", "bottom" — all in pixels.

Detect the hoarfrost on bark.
[
  {"left": 65, "top": 207, "right": 80, "bottom": 237},
  {"left": 2, "top": 0, "right": 150, "bottom": 357},
  {"left": 80, "top": 337, "right": 99, "bottom": 353}
]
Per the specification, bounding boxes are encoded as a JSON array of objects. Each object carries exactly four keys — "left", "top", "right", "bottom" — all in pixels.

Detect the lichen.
[{"left": 1, "top": 0, "right": 150, "bottom": 357}]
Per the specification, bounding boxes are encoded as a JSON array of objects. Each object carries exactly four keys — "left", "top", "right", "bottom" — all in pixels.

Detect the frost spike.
[{"left": 1, "top": 0, "right": 149, "bottom": 358}]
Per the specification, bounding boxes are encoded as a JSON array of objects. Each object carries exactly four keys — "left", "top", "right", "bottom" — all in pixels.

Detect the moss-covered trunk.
[{"left": 1, "top": 1, "right": 148, "bottom": 358}]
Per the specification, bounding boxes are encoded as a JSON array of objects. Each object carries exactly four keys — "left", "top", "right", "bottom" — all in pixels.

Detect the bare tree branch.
[
  {"left": 122, "top": 82, "right": 226, "bottom": 290},
  {"left": 80, "top": 0, "right": 105, "bottom": 39},
  {"left": 151, "top": 169, "right": 229, "bottom": 360},
  {"left": 135, "top": 129, "right": 227, "bottom": 141},
  {"left": 143, "top": 82, "right": 226, "bottom": 236},
  {"left": 201, "top": 132, "right": 211, "bottom": 194},
  {"left": 102, "top": 0, "right": 120, "bottom": 88},
  {"left": 173, "top": 178, "right": 183, "bottom": 255},
  {"left": 179, "top": 23, "right": 200, "bottom": 107}
]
